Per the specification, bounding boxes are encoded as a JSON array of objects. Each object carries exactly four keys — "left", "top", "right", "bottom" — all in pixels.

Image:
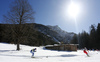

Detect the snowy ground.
[{"left": 0, "top": 43, "right": 100, "bottom": 62}]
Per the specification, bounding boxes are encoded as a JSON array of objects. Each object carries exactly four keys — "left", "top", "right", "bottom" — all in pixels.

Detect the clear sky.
[{"left": 0, "top": 0, "right": 100, "bottom": 34}]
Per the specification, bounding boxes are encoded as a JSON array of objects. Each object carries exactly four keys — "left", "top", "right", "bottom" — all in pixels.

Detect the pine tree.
[
  {"left": 89, "top": 24, "right": 96, "bottom": 49},
  {"left": 96, "top": 23, "right": 100, "bottom": 49}
]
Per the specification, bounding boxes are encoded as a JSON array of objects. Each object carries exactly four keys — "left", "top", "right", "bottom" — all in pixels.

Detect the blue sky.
[{"left": 0, "top": 0, "right": 100, "bottom": 34}]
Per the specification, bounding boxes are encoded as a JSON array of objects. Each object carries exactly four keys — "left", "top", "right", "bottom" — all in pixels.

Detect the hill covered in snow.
[{"left": 0, "top": 43, "right": 100, "bottom": 62}]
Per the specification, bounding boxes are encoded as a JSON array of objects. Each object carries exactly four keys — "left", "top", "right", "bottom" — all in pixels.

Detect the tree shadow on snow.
[
  {"left": 0, "top": 50, "right": 30, "bottom": 58},
  {"left": 0, "top": 54, "right": 30, "bottom": 58},
  {"left": 0, "top": 49, "right": 77, "bottom": 58},
  {"left": 60, "top": 54, "right": 77, "bottom": 57},
  {"left": 36, "top": 54, "right": 77, "bottom": 58},
  {"left": 0, "top": 50, "right": 16, "bottom": 52}
]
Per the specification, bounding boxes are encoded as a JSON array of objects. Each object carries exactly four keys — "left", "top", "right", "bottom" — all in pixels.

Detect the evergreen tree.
[
  {"left": 89, "top": 24, "right": 96, "bottom": 49},
  {"left": 78, "top": 31, "right": 89, "bottom": 49},
  {"left": 96, "top": 23, "right": 100, "bottom": 49},
  {"left": 70, "top": 34, "right": 78, "bottom": 44}
]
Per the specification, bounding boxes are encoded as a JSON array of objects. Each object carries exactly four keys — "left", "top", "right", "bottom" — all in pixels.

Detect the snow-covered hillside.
[{"left": 0, "top": 43, "right": 100, "bottom": 62}]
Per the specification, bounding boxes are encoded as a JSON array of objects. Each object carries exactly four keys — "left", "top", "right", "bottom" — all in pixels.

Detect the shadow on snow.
[{"left": 0, "top": 50, "right": 77, "bottom": 58}]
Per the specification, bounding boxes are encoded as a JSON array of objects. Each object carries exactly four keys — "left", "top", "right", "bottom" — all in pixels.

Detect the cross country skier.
[
  {"left": 30, "top": 48, "right": 37, "bottom": 57},
  {"left": 83, "top": 47, "right": 89, "bottom": 57}
]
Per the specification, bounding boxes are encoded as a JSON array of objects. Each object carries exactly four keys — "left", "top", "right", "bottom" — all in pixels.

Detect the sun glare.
[{"left": 68, "top": 2, "right": 80, "bottom": 18}]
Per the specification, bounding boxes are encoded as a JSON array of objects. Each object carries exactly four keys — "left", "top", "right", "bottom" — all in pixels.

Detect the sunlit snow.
[{"left": 0, "top": 43, "right": 100, "bottom": 62}]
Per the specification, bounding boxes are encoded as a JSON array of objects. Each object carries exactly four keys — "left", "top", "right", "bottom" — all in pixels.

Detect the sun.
[{"left": 68, "top": 2, "right": 80, "bottom": 18}]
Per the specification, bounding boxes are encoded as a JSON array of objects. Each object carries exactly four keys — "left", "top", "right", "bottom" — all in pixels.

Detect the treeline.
[
  {"left": 0, "top": 24, "right": 57, "bottom": 46},
  {"left": 71, "top": 23, "right": 100, "bottom": 49}
]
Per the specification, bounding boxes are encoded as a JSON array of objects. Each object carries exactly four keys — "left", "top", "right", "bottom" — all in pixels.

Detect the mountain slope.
[
  {"left": 0, "top": 24, "right": 57, "bottom": 46},
  {"left": 34, "top": 23, "right": 75, "bottom": 43},
  {"left": 0, "top": 23, "right": 75, "bottom": 45}
]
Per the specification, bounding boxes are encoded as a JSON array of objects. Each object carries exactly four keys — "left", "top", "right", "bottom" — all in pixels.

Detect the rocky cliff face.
[{"left": 34, "top": 23, "right": 75, "bottom": 43}]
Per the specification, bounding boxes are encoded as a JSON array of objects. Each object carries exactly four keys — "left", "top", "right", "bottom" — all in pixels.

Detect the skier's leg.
[
  {"left": 87, "top": 54, "right": 89, "bottom": 57},
  {"left": 32, "top": 52, "right": 34, "bottom": 57}
]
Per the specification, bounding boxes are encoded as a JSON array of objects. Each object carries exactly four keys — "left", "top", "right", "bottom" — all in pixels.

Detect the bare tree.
[{"left": 3, "top": 0, "right": 35, "bottom": 50}]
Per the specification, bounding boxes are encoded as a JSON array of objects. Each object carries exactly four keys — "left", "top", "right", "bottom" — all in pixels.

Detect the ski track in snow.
[{"left": 0, "top": 43, "right": 100, "bottom": 62}]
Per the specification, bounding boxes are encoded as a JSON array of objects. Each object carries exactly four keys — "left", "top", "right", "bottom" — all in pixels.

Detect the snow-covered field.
[{"left": 0, "top": 43, "right": 100, "bottom": 62}]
